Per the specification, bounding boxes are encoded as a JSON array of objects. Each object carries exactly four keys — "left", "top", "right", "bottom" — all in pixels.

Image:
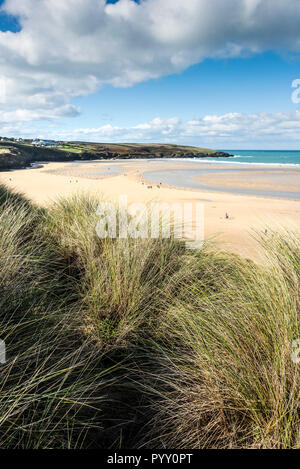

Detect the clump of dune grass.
[
  {"left": 0, "top": 312, "right": 118, "bottom": 449},
  {"left": 0, "top": 186, "right": 119, "bottom": 448},
  {"left": 138, "top": 233, "right": 300, "bottom": 449},
  {"left": 43, "top": 193, "right": 194, "bottom": 348}
]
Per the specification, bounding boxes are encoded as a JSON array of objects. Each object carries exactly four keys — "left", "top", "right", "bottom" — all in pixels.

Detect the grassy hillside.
[
  {"left": 0, "top": 141, "right": 232, "bottom": 171},
  {"left": 0, "top": 184, "right": 299, "bottom": 448},
  {"left": 58, "top": 141, "right": 231, "bottom": 158},
  {"left": 0, "top": 142, "right": 84, "bottom": 170}
]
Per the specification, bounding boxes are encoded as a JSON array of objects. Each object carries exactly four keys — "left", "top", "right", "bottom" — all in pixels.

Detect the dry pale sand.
[{"left": 1, "top": 159, "right": 300, "bottom": 262}]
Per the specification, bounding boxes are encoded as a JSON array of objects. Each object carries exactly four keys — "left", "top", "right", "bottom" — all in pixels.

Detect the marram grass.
[{"left": 0, "top": 184, "right": 300, "bottom": 448}]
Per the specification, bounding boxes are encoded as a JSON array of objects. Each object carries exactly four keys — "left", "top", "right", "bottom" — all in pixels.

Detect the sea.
[{"left": 206, "top": 150, "right": 300, "bottom": 166}]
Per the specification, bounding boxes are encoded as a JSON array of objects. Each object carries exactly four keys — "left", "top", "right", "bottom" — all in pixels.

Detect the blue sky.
[
  {"left": 1, "top": 0, "right": 300, "bottom": 149},
  {"left": 0, "top": 0, "right": 20, "bottom": 32},
  {"left": 72, "top": 53, "right": 299, "bottom": 123}
]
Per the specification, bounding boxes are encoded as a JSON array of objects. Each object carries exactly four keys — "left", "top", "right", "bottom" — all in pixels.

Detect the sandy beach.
[{"left": 1, "top": 159, "right": 300, "bottom": 262}]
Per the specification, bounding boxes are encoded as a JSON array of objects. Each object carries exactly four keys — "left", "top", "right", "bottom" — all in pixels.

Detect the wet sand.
[
  {"left": 143, "top": 167, "right": 300, "bottom": 199},
  {"left": 1, "top": 158, "right": 300, "bottom": 262}
]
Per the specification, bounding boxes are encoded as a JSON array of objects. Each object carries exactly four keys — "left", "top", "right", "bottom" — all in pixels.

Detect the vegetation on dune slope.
[
  {"left": 0, "top": 184, "right": 300, "bottom": 448},
  {"left": 0, "top": 186, "right": 117, "bottom": 448},
  {"left": 139, "top": 239, "right": 300, "bottom": 449}
]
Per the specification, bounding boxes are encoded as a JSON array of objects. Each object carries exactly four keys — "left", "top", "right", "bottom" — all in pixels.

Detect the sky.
[{"left": 0, "top": 0, "right": 300, "bottom": 149}]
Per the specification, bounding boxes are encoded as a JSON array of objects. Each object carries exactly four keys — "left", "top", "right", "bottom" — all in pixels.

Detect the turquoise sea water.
[
  {"left": 210, "top": 150, "right": 300, "bottom": 165},
  {"left": 141, "top": 151, "right": 300, "bottom": 199}
]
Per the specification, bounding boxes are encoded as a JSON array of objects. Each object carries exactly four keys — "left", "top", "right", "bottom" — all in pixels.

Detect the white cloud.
[
  {"left": 32, "top": 110, "right": 300, "bottom": 148},
  {"left": 1, "top": 0, "right": 300, "bottom": 119},
  {"left": 5, "top": 110, "right": 300, "bottom": 148}
]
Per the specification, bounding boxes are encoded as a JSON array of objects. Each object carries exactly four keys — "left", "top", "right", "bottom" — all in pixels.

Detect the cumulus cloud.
[
  {"left": 41, "top": 111, "right": 300, "bottom": 147},
  {"left": 4, "top": 110, "right": 300, "bottom": 148},
  {"left": 1, "top": 0, "right": 300, "bottom": 119}
]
